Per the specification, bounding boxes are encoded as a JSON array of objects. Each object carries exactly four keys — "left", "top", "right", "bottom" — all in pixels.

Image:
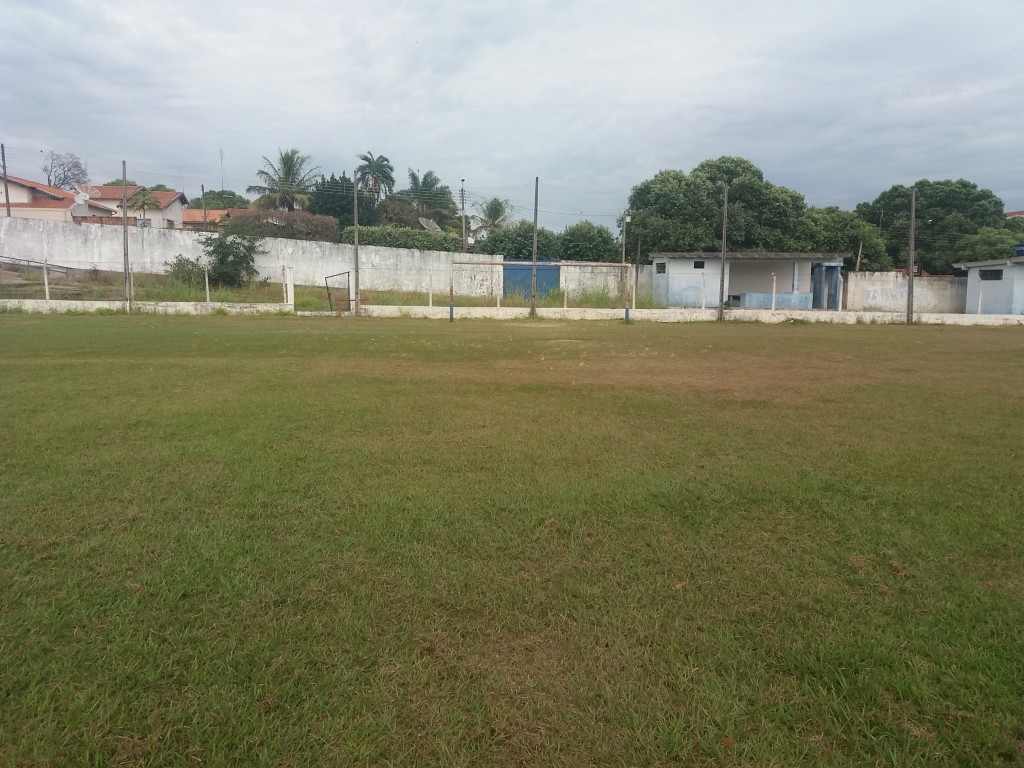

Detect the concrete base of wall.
[
  {"left": 1, "top": 299, "right": 293, "bottom": 315},
  {"left": 4, "top": 299, "right": 1023, "bottom": 326}
]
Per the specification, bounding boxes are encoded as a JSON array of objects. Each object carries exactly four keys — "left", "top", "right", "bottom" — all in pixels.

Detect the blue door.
[{"left": 503, "top": 262, "right": 559, "bottom": 298}]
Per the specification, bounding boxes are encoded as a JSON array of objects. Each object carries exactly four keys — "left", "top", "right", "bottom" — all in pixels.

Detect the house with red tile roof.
[
  {"left": 180, "top": 208, "right": 251, "bottom": 231},
  {"left": 0, "top": 174, "right": 119, "bottom": 222},
  {"left": 77, "top": 185, "right": 189, "bottom": 229},
  {"left": 1006, "top": 210, "right": 1024, "bottom": 219}
]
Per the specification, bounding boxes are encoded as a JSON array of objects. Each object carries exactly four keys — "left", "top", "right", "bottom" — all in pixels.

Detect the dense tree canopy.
[
  {"left": 189, "top": 189, "right": 252, "bottom": 210},
  {"left": 855, "top": 179, "right": 1008, "bottom": 273},
  {"left": 307, "top": 173, "right": 377, "bottom": 227},
  {"left": 801, "top": 207, "right": 890, "bottom": 271},
  {"left": 246, "top": 149, "right": 321, "bottom": 212},
  {"left": 479, "top": 220, "right": 561, "bottom": 261},
  {"left": 626, "top": 157, "right": 810, "bottom": 259},
  {"left": 559, "top": 221, "right": 620, "bottom": 262}
]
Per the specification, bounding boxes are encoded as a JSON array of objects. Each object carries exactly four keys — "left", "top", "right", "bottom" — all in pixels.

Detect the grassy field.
[{"left": 1, "top": 316, "right": 1022, "bottom": 766}]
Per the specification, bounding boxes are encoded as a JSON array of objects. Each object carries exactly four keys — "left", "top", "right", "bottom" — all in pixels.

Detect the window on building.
[
  {"left": 979, "top": 269, "right": 1003, "bottom": 281},
  {"left": 655, "top": 262, "right": 666, "bottom": 274},
  {"left": 693, "top": 260, "right": 705, "bottom": 269}
]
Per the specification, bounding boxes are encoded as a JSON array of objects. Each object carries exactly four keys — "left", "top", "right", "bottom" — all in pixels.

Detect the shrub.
[
  {"left": 340, "top": 226, "right": 461, "bottom": 252},
  {"left": 201, "top": 232, "right": 265, "bottom": 288},
  {"left": 165, "top": 254, "right": 206, "bottom": 286},
  {"left": 225, "top": 209, "right": 339, "bottom": 242}
]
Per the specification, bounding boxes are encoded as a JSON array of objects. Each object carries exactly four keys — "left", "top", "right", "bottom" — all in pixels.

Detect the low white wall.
[
  {"left": 1, "top": 299, "right": 291, "bottom": 315},
  {"left": 846, "top": 272, "right": 966, "bottom": 313}
]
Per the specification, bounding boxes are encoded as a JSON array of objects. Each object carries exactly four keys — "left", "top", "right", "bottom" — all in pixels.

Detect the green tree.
[
  {"left": 307, "top": 173, "right": 377, "bottom": 227},
  {"left": 246, "top": 149, "right": 321, "bottom": 212},
  {"left": 956, "top": 227, "right": 1022, "bottom": 263},
  {"left": 855, "top": 179, "right": 1007, "bottom": 273},
  {"left": 626, "top": 158, "right": 810, "bottom": 260},
  {"left": 201, "top": 232, "right": 264, "bottom": 287},
  {"left": 190, "top": 189, "right": 252, "bottom": 210},
  {"left": 376, "top": 197, "right": 419, "bottom": 228},
  {"left": 396, "top": 169, "right": 457, "bottom": 227},
  {"left": 801, "top": 206, "right": 890, "bottom": 271},
  {"left": 104, "top": 179, "right": 138, "bottom": 186},
  {"left": 560, "top": 221, "right": 620, "bottom": 262},
  {"left": 355, "top": 152, "right": 395, "bottom": 201},
  {"left": 128, "top": 190, "right": 161, "bottom": 223},
  {"left": 480, "top": 220, "right": 560, "bottom": 261},
  {"left": 472, "top": 197, "right": 513, "bottom": 239}
]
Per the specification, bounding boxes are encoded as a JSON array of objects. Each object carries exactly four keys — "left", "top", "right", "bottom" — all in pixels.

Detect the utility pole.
[
  {"left": 460, "top": 178, "right": 466, "bottom": 253},
  {"left": 201, "top": 183, "right": 207, "bottom": 230},
  {"left": 907, "top": 186, "right": 916, "bottom": 325},
  {"left": 717, "top": 184, "right": 729, "bottom": 322},
  {"left": 122, "top": 161, "right": 130, "bottom": 311},
  {"left": 1, "top": 144, "right": 11, "bottom": 217},
  {"left": 530, "top": 176, "right": 539, "bottom": 318},
  {"left": 353, "top": 170, "right": 360, "bottom": 315}
]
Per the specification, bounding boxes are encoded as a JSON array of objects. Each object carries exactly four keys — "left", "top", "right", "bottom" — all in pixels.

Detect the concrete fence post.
[
  {"left": 204, "top": 267, "right": 211, "bottom": 305},
  {"left": 701, "top": 274, "right": 706, "bottom": 310},
  {"left": 281, "top": 266, "right": 287, "bottom": 304},
  {"left": 286, "top": 266, "right": 295, "bottom": 307},
  {"left": 43, "top": 259, "right": 50, "bottom": 302},
  {"left": 771, "top": 273, "right": 776, "bottom": 312}
]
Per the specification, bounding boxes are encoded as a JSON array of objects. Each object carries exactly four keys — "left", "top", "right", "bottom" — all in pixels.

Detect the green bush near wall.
[{"left": 340, "top": 226, "right": 462, "bottom": 252}]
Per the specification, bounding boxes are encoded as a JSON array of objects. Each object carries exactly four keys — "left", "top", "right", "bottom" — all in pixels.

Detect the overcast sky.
[{"left": 3, "top": 0, "right": 1021, "bottom": 229}]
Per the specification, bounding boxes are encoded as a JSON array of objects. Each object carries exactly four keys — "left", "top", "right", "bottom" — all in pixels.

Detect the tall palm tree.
[
  {"left": 246, "top": 149, "right": 321, "bottom": 212},
  {"left": 400, "top": 169, "right": 457, "bottom": 223},
  {"left": 472, "top": 197, "right": 513, "bottom": 238},
  {"left": 355, "top": 152, "right": 395, "bottom": 202}
]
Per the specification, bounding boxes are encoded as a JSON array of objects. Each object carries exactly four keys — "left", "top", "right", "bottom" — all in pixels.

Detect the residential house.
[
  {"left": 76, "top": 185, "right": 189, "bottom": 229},
  {"left": 650, "top": 252, "right": 847, "bottom": 310},
  {"left": 0, "top": 174, "right": 119, "bottom": 222},
  {"left": 181, "top": 208, "right": 250, "bottom": 231}
]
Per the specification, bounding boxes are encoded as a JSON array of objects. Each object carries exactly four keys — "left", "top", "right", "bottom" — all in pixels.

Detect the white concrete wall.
[
  {"left": 561, "top": 263, "right": 628, "bottom": 297},
  {"left": 0, "top": 217, "right": 500, "bottom": 296},
  {"left": 846, "top": 272, "right": 966, "bottom": 313}
]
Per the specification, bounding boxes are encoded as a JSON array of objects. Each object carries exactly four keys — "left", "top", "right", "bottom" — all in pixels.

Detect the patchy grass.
[{"left": 1, "top": 317, "right": 1022, "bottom": 766}]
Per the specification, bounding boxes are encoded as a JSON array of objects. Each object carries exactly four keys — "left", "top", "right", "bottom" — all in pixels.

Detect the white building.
[
  {"left": 953, "top": 254, "right": 1024, "bottom": 315},
  {"left": 650, "top": 252, "right": 846, "bottom": 309}
]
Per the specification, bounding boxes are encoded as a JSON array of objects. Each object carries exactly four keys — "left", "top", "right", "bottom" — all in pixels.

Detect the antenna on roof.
[
  {"left": 418, "top": 217, "right": 442, "bottom": 232},
  {"left": 74, "top": 190, "right": 89, "bottom": 206}
]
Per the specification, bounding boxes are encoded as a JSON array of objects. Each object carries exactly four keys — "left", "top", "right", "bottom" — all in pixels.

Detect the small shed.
[
  {"left": 953, "top": 255, "right": 1024, "bottom": 315},
  {"left": 650, "top": 252, "right": 846, "bottom": 309}
]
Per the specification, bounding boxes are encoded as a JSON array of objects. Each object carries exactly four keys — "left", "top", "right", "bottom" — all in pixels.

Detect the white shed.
[
  {"left": 650, "top": 252, "right": 846, "bottom": 309},
  {"left": 953, "top": 255, "right": 1024, "bottom": 315}
]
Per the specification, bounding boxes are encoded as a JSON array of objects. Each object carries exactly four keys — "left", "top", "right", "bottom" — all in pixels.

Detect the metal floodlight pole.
[
  {"left": 907, "top": 185, "right": 916, "bottom": 325},
  {"left": 717, "top": 183, "right": 729, "bottom": 322},
  {"left": 353, "top": 169, "right": 360, "bottom": 315},
  {"left": 530, "top": 176, "right": 539, "bottom": 318}
]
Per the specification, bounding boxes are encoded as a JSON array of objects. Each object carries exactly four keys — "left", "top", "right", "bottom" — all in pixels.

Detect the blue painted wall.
[{"left": 503, "top": 262, "right": 560, "bottom": 298}]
